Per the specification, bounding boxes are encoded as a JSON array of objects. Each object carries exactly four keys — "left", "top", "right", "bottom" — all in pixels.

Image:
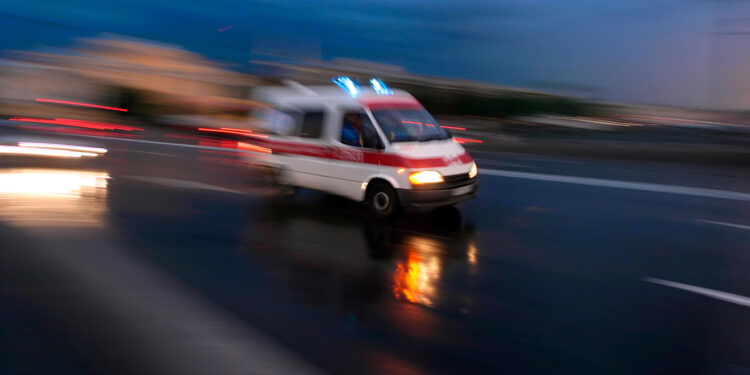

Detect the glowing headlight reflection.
[
  {"left": 393, "top": 236, "right": 444, "bottom": 307},
  {"left": 0, "top": 169, "right": 109, "bottom": 227},
  {"left": 18, "top": 142, "right": 108, "bottom": 154},
  {"left": 0, "top": 142, "right": 107, "bottom": 158},
  {"left": 0, "top": 170, "right": 108, "bottom": 195},
  {"left": 0, "top": 145, "right": 98, "bottom": 158}
]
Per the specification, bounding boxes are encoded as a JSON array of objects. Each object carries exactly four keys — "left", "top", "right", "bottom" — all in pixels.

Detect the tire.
[
  {"left": 368, "top": 181, "right": 400, "bottom": 218},
  {"left": 270, "top": 167, "right": 294, "bottom": 195}
]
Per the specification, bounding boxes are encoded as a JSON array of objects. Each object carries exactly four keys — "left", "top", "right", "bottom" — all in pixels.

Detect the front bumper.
[{"left": 397, "top": 179, "right": 478, "bottom": 208}]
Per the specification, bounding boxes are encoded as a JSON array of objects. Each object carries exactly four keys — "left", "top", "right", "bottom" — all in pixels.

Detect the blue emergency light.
[
  {"left": 333, "top": 76, "right": 360, "bottom": 97},
  {"left": 369, "top": 78, "right": 392, "bottom": 95}
]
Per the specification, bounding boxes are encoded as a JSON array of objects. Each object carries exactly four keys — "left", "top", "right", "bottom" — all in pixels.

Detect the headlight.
[
  {"left": 469, "top": 162, "right": 478, "bottom": 179},
  {"left": 409, "top": 170, "right": 444, "bottom": 185}
]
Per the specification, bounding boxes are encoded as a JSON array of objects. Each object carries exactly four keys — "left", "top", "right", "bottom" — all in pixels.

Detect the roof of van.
[{"left": 253, "top": 84, "right": 419, "bottom": 108}]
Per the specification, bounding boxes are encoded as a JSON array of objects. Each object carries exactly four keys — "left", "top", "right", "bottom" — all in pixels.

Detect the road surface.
[{"left": 1, "top": 125, "right": 750, "bottom": 375}]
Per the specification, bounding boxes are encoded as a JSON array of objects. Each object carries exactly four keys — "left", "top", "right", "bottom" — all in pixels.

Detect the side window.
[
  {"left": 300, "top": 111, "right": 325, "bottom": 138},
  {"left": 340, "top": 112, "right": 381, "bottom": 149},
  {"left": 264, "top": 108, "right": 300, "bottom": 136}
]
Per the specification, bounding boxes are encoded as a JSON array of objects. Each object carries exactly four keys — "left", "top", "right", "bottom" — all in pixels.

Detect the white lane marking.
[
  {"left": 644, "top": 277, "right": 750, "bottom": 308},
  {"left": 698, "top": 220, "right": 750, "bottom": 231},
  {"left": 480, "top": 169, "right": 750, "bottom": 201},
  {"left": 112, "top": 149, "right": 177, "bottom": 157},
  {"left": 123, "top": 176, "right": 243, "bottom": 194},
  {"left": 473, "top": 158, "right": 534, "bottom": 169}
]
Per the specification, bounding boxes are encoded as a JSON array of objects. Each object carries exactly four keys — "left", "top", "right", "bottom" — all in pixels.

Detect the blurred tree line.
[{"left": 395, "top": 83, "right": 596, "bottom": 118}]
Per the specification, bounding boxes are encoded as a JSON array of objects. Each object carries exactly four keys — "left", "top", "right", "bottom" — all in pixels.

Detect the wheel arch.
[{"left": 363, "top": 174, "right": 400, "bottom": 201}]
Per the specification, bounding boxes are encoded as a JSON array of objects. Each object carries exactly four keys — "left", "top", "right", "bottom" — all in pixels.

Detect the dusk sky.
[{"left": 3, "top": 0, "right": 750, "bottom": 108}]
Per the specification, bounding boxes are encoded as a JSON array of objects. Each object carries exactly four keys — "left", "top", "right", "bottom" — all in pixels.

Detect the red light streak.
[
  {"left": 198, "top": 140, "right": 237, "bottom": 148},
  {"left": 453, "top": 137, "right": 483, "bottom": 144},
  {"left": 35, "top": 98, "right": 128, "bottom": 112},
  {"left": 440, "top": 125, "right": 466, "bottom": 130},
  {"left": 10, "top": 117, "right": 143, "bottom": 131},
  {"left": 15, "top": 125, "right": 142, "bottom": 139},
  {"left": 198, "top": 128, "right": 268, "bottom": 138},
  {"left": 238, "top": 141, "right": 272, "bottom": 154},
  {"left": 401, "top": 120, "right": 423, "bottom": 125},
  {"left": 220, "top": 127, "right": 255, "bottom": 135},
  {"left": 424, "top": 123, "right": 436, "bottom": 127},
  {"left": 165, "top": 133, "right": 210, "bottom": 141}
]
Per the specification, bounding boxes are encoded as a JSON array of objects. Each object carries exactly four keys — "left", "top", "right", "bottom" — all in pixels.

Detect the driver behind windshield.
[{"left": 341, "top": 113, "right": 379, "bottom": 148}]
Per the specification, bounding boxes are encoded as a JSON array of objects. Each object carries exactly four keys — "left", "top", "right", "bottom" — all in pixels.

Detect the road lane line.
[
  {"left": 122, "top": 176, "right": 243, "bottom": 194},
  {"left": 698, "top": 220, "right": 750, "bottom": 231},
  {"left": 480, "top": 169, "right": 750, "bottom": 201},
  {"left": 112, "top": 149, "right": 178, "bottom": 157},
  {"left": 644, "top": 277, "right": 750, "bottom": 307},
  {"left": 473, "top": 158, "right": 534, "bottom": 169}
]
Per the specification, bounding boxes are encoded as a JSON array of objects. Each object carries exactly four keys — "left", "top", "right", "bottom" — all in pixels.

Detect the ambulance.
[{"left": 247, "top": 77, "right": 478, "bottom": 216}]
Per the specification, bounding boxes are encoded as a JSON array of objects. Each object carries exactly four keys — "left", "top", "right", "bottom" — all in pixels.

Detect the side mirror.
[{"left": 376, "top": 138, "right": 386, "bottom": 150}]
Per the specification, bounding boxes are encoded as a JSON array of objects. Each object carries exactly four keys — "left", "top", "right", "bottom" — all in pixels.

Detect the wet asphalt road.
[{"left": 2, "top": 127, "right": 750, "bottom": 374}]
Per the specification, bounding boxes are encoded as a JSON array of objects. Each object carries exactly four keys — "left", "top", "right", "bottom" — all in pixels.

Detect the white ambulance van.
[{"left": 247, "top": 78, "right": 478, "bottom": 216}]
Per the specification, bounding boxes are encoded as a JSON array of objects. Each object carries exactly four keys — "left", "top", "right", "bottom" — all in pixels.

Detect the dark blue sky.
[{"left": 3, "top": 1, "right": 749, "bottom": 108}]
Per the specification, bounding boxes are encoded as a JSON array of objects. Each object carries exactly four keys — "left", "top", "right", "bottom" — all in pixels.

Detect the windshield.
[{"left": 371, "top": 108, "right": 450, "bottom": 143}]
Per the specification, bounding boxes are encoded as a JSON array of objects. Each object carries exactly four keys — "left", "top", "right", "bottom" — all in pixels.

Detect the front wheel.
[{"left": 368, "top": 181, "right": 400, "bottom": 218}]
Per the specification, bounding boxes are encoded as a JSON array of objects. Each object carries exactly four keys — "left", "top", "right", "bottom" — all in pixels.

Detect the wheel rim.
[{"left": 373, "top": 191, "right": 390, "bottom": 211}]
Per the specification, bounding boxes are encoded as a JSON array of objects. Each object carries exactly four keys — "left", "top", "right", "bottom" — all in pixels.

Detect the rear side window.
[
  {"left": 300, "top": 111, "right": 325, "bottom": 138},
  {"left": 260, "top": 108, "right": 300, "bottom": 136}
]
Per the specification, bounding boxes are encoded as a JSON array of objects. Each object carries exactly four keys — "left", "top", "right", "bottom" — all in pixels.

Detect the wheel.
[
  {"left": 270, "top": 167, "right": 295, "bottom": 195},
  {"left": 368, "top": 181, "right": 400, "bottom": 218}
]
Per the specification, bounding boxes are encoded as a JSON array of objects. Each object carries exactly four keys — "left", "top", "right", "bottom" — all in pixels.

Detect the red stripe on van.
[{"left": 250, "top": 137, "right": 472, "bottom": 169}]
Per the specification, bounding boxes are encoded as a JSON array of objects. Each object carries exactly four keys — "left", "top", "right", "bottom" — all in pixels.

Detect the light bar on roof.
[
  {"left": 370, "top": 78, "right": 392, "bottom": 95},
  {"left": 332, "top": 76, "right": 360, "bottom": 97}
]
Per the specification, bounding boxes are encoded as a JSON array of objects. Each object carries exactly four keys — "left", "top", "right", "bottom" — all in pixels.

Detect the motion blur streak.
[
  {"left": 18, "top": 142, "right": 108, "bottom": 154},
  {"left": 10, "top": 117, "right": 143, "bottom": 131},
  {"left": 452, "top": 137, "right": 483, "bottom": 144},
  {"left": 199, "top": 140, "right": 237, "bottom": 149},
  {"left": 0, "top": 169, "right": 108, "bottom": 227},
  {"left": 439, "top": 125, "right": 466, "bottom": 131},
  {"left": 221, "top": 127, "right": 254, "bottom": 133},
  {"left": 0, "top": 145, "right": 98, "bottom": 158},
  {"left": 16, "top": 124, "right": 143, "bottom": 139},
  {"left": 35, "top": 98, "right": 128, "bottom": 112},
  {"left": 238, "top": 141, "right": 272, "bottom": 154},
  {"left": 198, "top": 128, "right": 269, "bottom": 138}
]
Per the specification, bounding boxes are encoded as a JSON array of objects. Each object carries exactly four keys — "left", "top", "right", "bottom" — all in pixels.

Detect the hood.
[{"left": 388, "top": 139, "right": 467, "bottom": 159}]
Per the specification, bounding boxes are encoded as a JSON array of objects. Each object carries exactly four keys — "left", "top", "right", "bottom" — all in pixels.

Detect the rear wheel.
[
  {"left": 270, "top": 167, "right": 294, "bottom": 195},
  {"left": 368, "top": 181, "right": 400, "bottom": 217}
]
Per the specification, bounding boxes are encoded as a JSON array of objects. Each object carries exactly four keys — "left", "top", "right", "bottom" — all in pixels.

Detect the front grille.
[
  {"left": 414, "top": 172, "right": 475, "bottom": 191},
  {"left": 443, "top": 173, "right": 471, "bottom": 185}
]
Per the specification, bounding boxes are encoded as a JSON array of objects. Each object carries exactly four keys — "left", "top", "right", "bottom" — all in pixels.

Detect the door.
[{"left": 325, "top": 110, "right": 384, "bottom": 200}]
